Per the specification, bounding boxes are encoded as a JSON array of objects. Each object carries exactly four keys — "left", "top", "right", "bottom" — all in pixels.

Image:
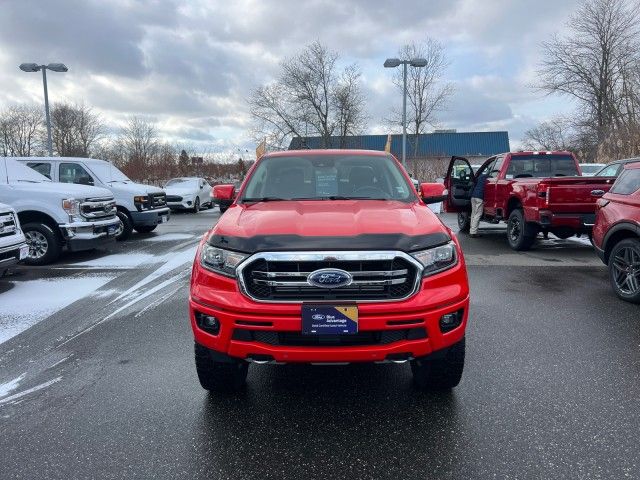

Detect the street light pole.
[
  {"left": 384, "top": 57, "right": 428, "bottom": 168},
  {"left": 41, "top": 67, "right": 53, "bottom": 156},
  {"left": 19, "top": 63, "right": 68, "bottom": 157},
  {"left": 402, "top": 62, "right": 407, "bottom": 168}
]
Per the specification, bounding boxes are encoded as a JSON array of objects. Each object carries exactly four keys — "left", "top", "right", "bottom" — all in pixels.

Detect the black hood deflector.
[{"left": 208, "top": 232, "right": 451, "bottom": 253}]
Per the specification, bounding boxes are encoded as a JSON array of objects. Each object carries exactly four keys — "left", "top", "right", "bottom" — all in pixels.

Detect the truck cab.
[
  {"left": 0, "top": 158, "right": 121, "bottom": 265},
  {"left": 18, "top": 157, "right": 170, "bottom": 240}
]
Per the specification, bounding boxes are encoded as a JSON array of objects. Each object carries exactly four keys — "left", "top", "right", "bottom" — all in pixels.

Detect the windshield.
[
  {"left": 0, "top": 158, "right": 51, "bottom": 184},
  {"left": 86, "top": 162, "right": 130, "bottom": 183},
  {"left": 240, "top": 154, "right": 415, "bottom": 202},
  {"left": 166, "top": 178, "right": 198, "bottom": 187},
  {"left": 506, "top": 155, "right": 579, "bottom": 178},
  {"left": 580, "top": 164, "right": 603, "bottom": 175}
]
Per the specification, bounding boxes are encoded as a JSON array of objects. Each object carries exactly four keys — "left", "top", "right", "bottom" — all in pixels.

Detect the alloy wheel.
[
  {"left": 24, "top": 230, "right": 49, "bottom": 259},
  {"left": 612, "top": 246, "right": 640, "bottom": 295},
  {"left": 509, "top": 218, "right": 521, "bottom": 242}
]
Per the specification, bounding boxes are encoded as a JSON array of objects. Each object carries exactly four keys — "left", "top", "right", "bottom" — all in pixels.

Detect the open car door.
[{"left": 444, "top": 156, "right": 474, "bottom": 213}]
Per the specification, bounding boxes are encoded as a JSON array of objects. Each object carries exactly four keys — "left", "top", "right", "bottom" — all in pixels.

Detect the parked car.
[
  {"left": 445, "top": 152, "right": 612, "bottom": 250},
  {"left": 0, "top": 202, "right": 28, "bottom": 276},
  {"left": 191, "top": 149, "right": 469, "bottom": 392},
  {"left": 592, "top": 160, "right": 640, "bottom": 303},
  {"left": 0, "top": 158, "right": 120, "bottom": 265},
  {"left": 580, "top": 163, "right": 606, "bottom": 176},
  {"left": 19, "top": 157, "right": 170, "bottom": 240},
  {"left": 164, "top": 177, "right": 212, "bottom": 212},
  {"left": 593, "top": 157, "right": 640, "bottom": 178}
]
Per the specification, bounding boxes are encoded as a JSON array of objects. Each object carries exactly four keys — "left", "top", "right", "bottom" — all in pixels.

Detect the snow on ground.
[
  {"left": 0, "top": 373, "right": 25, "bottom": 397},
  {"left": 0, "top": 276, "right": 114, "bottom": 345},
  {"left": 143, "top": 233, "right": 196, "bottom": 242},
  {"left": 0, "top": 377, "right": 61, "bottom": 405},
  {"left": 70, "top": 253, "right": 156, "bottom": 269}
]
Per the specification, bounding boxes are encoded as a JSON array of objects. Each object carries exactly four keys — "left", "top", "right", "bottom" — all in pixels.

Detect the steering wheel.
[{"left": 352, "top": 185, "right": 389, "bottom": 198}]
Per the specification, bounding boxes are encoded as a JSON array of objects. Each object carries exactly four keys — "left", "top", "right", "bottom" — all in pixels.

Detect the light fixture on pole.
[
  {"left": 384, "top": 57, "right": 428, "bottom": 168},
  {"left": 19, "top": 63, "right": 68, "bottom": 156}
]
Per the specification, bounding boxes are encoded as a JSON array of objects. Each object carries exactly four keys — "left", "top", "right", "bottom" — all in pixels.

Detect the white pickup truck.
[
  {"left": 17, "top": 157, "right": 170, "bottom": 240},
  {"left": 0, "top": 202, "right": 28, "bottom": 276},
  {"left": 0, "top": 158, "right": 121, "bottom": 265}
]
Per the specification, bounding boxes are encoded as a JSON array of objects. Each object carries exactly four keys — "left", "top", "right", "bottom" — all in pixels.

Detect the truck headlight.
[
  {"left": 200, "top": 245, "right": 247, "bottom": 277},
  {"left": 411, "top": 242, "right": 458, "bottom": 276},
  {"left": 134, "top": 195, "right": 149, "bottom": 211},
  {"left": 62, "top": 198, "right": 81, "bottom": 216}
]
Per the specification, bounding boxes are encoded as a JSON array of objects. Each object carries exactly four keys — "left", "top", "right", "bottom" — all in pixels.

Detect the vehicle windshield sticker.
[{"left": 315, "top": 168, "right": 338, "bottom": 196}]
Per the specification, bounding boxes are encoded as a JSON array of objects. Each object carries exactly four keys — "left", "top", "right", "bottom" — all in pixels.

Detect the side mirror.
[
  {"left": 420, "top": 183, "right": 447, "bottom": 204},
  {"left": 213, "top": 184, "right": 235, "bottom": 201}
]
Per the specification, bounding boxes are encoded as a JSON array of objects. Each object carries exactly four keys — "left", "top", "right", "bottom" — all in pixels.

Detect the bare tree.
[
  {"left": 538, "top": 0, "right": 640, "bottom": 159},
  {"left": 119, "top": 116, "right": 158, "bottom": 179},
  {"left": 0, "top": 104, "right": 44, "bottom": 156},
  {"left": 387, "top": 39, "right": 454, "bottom": 156},
  {"left": 249, "top": 41, "right": 367, "bottom": 149},
  {"left": 522, "top": 117, "right": 576, "bottom": 152},
  {"left": 50, "top": 102, "right": 104, "bottom": 157}
]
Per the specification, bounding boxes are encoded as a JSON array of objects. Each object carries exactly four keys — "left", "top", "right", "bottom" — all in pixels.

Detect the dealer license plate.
[
  {"left": 161, "top": 215, "right": 168, "bottom": 223},
  {"left": 301, "top": 305, "right": 358, "bottom": 335}
]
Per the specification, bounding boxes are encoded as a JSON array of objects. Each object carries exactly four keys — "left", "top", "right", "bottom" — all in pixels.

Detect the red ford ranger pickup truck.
[
  {"left": 190, "top": 150, "right": 469, "bottom": 392},
  {"left": 444, "top": 152, "right": 614, "bottom": 250},
  {"left": 593, "top": 160, "right": 640, "bottom": 303}
]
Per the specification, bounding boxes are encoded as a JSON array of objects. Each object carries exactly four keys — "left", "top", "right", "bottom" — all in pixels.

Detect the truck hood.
[
  {"left": 107, "top": 182, "right": 164, "bottom": 196},
  {"left": 10, "top": 181, "right": 113, "bottom": 200},
  {"left": 209, "top": 200, "right": 451, "bottom": 252}
]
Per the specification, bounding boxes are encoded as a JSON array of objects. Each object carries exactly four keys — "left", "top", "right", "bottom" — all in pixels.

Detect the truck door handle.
[{"left": 591, "top": 189, "right": 605, "bottom": 197}]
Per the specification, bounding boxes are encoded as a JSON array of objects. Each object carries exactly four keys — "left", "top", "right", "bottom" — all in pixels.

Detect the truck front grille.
[
  {"left": 149, "top": 193, "right": 167, "bottom": 208},
  {"left": 0, "top": 212, "right": 18, "bottom": 238},
  {"left": 81, "top": 197, "right": 116, "bottom": 220},
  {"left": 238, "top": 251, "right": 422, "bottom": 302}
]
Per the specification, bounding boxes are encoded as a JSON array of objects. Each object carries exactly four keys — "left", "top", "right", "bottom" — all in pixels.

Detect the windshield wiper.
[
  {"left": 327, "top": 196, "right": 390, "bottom": 200},
  {"left": 242, "top": 197, "right": 288, "bottom": 203}
]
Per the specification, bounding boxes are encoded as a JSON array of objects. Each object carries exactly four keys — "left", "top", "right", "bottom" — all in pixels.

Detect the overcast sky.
[{"left": 0, "top": 0, "right": 583, "bottom": 154}]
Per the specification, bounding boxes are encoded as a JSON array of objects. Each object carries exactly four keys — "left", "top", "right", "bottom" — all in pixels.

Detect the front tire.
[
  {"left": 608, "top": 238, "right": 640, "bottom": 304},
  {"left": 457, "top": 211, "right": 470, "bottom": 233},
  {"left": 116, "top": 211, "right": 133, "bottom": 241},
  {"left": 507, "top": 209, "right": 536, "bottom": 251},
  {"left": 194, "top": 343, "right": 248, "bottom": 392},
  {"left": 411, "top": 338, "right": 465, "bottom": 391},
  {"left": 192, "top": 197, "right": 200, "bottom": 213},
  {"left": 22, "top": 223, "right": 62, "bottom": 265}
]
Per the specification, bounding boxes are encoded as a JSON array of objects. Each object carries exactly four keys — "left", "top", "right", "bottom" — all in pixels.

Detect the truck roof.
[{"left": 265, "top": 149, "right": 391, "bottom": 158}]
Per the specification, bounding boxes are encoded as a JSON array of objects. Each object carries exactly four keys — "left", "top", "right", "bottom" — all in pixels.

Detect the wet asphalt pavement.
[{"left": 1, "top": 210, "right": 639, "bottom": 479}]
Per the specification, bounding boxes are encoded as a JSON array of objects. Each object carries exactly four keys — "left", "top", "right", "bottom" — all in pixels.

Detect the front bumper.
[
  {"left": 59, "top": 217, "right": 121, "bottom": 252},
  {"left": 130, "top": 207, "right": 170, "bottom": 226},
  {"left": 189, "top": 259, "right": 470, "bottom": 364},
  {"left": 0, "top": 240, "right": 28, "bottom": 270}
]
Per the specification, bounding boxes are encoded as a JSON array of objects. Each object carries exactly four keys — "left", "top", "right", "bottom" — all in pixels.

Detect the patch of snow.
[
  {"left": 0, "top": 276, "right": 114, "bottom": 345},
  {"left": 0, "top": 373, "right": 25, "bottom": 397},
  {"left": 70, "top": 253, "right": 156, "bottom": 269},
  {"left": 143, "top": 233, "right": 196, "bottom": 242},
  {"left": 0, "top": 376, "right": 61, "bottom": 405}
]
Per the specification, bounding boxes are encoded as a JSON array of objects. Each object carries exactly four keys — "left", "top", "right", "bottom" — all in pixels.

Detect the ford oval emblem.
[{"left": 307, "top": 268, "right": 353, "bottom": 289}]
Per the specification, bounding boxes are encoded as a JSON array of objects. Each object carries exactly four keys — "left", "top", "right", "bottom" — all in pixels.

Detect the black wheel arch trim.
[{"left": 603, "top": 221, "right": 640, "bottom": 261}]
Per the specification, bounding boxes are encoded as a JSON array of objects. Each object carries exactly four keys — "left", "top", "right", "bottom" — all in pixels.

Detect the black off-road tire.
[
  {"left": 134, "top": 225, "right": 157, "bottom": 234},
  {"left": 194, "top": 343, "right": 249, "bottom": 392},
  {"left": 411, "top": 338, "right": 465, "bottom": 391},
  {"left": 507, "top": 209, "right": 537, "bottom": 251},
  {"left": 608, "top": 238, "right": 640, "bottom": 304},
  {"left": 22, "top": 222, "right": 62, "bottom": 266},
  {"left": 219, "top": 206, "right": 228, "bottom": 214},
  {"left": 457, "top": 211, "right": 471, "bottom": 233},
  {"left": 116, "top": 210, "right": 133, "bottom": 241}
]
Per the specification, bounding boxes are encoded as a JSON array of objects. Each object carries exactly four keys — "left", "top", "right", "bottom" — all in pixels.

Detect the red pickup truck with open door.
[{"left": 444, "top": 152, "right": 614, "bottom": 250}]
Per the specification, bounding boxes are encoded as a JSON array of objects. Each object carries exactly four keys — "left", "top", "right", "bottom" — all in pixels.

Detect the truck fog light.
[
  {"left": 439, "top": 310, "right": 463, "bottom": 333},
  {"left": 195, "top": 312, "right": 220, "bottom": 335}
]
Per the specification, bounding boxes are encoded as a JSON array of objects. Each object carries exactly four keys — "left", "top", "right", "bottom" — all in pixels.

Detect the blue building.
[{"left": 288, "top": 130, "right": 510, "bottom": 161}]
